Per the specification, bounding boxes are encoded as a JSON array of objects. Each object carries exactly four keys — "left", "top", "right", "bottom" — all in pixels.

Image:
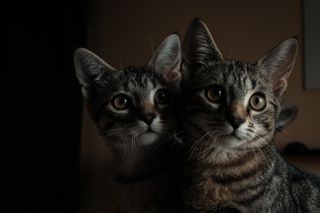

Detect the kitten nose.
[
  {"left": 140, "top": 113, "right": 156, "bottom": 125},
  {"left": 227, "top": 115, "right": 245, "bottom": 129}
]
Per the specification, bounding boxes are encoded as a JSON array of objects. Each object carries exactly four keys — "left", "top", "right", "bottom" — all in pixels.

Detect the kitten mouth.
[
  {"left": 230, "top": 132, "right": 241, "bottom": 140},
  {"left": 219, "top": 130, "right": 242, "bottom": 140},
  {"left": 137, "top": 130, "right": 159, "bottom": 146},
  {"left": 146, "top": 125, "right": 161, "bottom": 133},
  {"left": 140, "top": 127, "right": 158, "bottom": 135},
  {"left": 145, "top": 128, "right": 159, "bottom": 134}
]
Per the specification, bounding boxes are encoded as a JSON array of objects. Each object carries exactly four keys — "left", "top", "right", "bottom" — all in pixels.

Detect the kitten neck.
[
  {"left": 184, "top": 128, "right": 277, "bottom": 167},
  {"left": 111, "top": 136, "right": 182, "bottom": 181}
]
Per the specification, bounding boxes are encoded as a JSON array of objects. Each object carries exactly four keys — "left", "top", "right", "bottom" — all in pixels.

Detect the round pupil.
[
  {"left": 113, "top": 95, "right": 129, "bottom": 110},
  {"left": 117, "top": 97, "right": 127, "bottom": 106},
  {"left": 155, "top": 90, "right": 170, "bottom": 104},
  {"left": 157, "top": 91, "right": 166, "bottom": 100},
  {"left": 212, "top": 88, "right": 222, "bottom": 97},
  {"left": 207, "top": 85, "right": 223, "bottom": 102}
]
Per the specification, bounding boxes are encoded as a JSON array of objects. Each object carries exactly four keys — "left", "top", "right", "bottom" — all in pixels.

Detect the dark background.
[{"left": 5, "top": 1, "right": 87, "bottom": 212}]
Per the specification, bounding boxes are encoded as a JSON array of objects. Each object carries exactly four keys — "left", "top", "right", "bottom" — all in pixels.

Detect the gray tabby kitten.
[
  {"left": 181, "top": 18, "right": 320, "bottom": 213},
  {"left": 74, "top": 34, "right": 184, "bottom": 213}
]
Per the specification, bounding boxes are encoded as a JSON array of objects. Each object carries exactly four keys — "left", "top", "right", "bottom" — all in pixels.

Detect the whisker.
[
  {"left": 188, "top": 131, "right": 211, "bottom": 160},
  {"left": 153, "top": 130, "right": 186, "bottom": 151},
  {"left": 251, "top": 131, "right": 273, "bottom": 171},
  {"left": 201, "top": 130, "right": 219, "bottom": 160},
  {"left": 275, "top": 127, "right": 295, "bottom": 137},
  {"left": 133, "top": 135, "right": 138, "bottom": 156}
]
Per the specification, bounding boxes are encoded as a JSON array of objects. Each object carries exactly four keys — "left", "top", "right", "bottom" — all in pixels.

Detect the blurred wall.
[{"left": 80, "top": 0, "right": 320, "bottom": 212}]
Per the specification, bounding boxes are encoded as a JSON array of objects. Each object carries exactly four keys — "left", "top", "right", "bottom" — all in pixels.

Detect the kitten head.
[
  {"left": 182, "top": 19, "right": 298, "bottom": 159},
  {"left": 74, "top": 34, "right": 181, "bottom": 147}
]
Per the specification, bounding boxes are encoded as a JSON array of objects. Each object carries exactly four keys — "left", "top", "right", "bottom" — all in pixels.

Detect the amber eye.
[
  {"left": 206, "top": 85, "right": 224, "bottom": 103},
  {"left": 112, "top": 94, "right": 131, "bottom": 110},
  {"left": 249, "top": 93, "right": 266, "bottom": 111},
  {"left": 154, "top": 89, "right": 170, "bottom": 105}
]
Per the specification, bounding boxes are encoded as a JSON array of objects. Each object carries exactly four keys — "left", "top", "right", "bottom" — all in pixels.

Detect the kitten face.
[
  {"left": 89, "top": 67, "right": 180, "bottom": 146},
  {"left": 74, "top": 34, "right": 181, "bottom": 147},
  {"left": 183, "top": 61, "right": 277, "bottom": 151},
  {"left": 182, "top": 19, "right": 298, "bottom": 159}
]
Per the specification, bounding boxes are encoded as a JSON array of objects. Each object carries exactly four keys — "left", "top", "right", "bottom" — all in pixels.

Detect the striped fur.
[
  {"left": 74, "top": 34, "right": 184, "bottom": 213},
  {"left": 181, "top": 19, "right": 320, "bottom": 213}
]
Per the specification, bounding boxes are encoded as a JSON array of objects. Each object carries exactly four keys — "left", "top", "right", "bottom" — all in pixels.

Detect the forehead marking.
[
  {"left": 146, "top": 78, "right": 154, "bottom": 90},
  {"left": 127, "top": 75, "right": 138, "bottom": 90}
]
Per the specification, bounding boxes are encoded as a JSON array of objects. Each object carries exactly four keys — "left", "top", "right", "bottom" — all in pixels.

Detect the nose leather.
[
  {"left": 140, "top": 113, "right": 156, "bottom": 125},
  {"left": 227, "top": 103, "right": 246, "bottom": 129},
  {"left": 227, "top": 115, "right": 245, "bottom": 129}
]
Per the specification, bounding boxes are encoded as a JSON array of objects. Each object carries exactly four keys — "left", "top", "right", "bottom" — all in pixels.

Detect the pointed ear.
[
  {"left": 182, "top": 18, "right": 223, "bottom": 77},
  {"left": 74, "top": 48, "right": 115, "bottom": 98},
  {"left": 148, "top": 34, "right": 181, "bottom": 83},
  {"left": 257, "top": 38, "right": 298, "bottom": 98}
]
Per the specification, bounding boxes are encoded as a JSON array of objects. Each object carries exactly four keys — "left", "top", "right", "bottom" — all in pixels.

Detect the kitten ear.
[
  {"left": 257, "top": 38, "right": 298, "bottom": 98},
  {"left": 182, "top": 18, "right": 223, "bottom": 77},
  {"left": 74, "top": 48, "right": 116, "bottom": 98},
  {"left": 148, "top": 34, "right": 181, "bottom": 83}
]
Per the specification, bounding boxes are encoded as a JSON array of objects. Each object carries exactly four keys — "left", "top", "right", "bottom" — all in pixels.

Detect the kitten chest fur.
[{"left": 184, "top": 144, "right": 273, "bottom": 210}]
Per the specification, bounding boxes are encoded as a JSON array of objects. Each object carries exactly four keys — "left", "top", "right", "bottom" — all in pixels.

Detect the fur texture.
[
  {"left": 181, "top": 18, "right": 320, "bottom": 213},
  {"left": 74, "top": 34, "right": 184, "bottom": 213}
]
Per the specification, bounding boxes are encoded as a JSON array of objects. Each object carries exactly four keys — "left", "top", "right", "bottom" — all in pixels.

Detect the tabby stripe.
[
  {"left": 211, "top": 168, "right": 259, "bottom": 185},
  {"left": 251, "top": 79, "right": 257, "bottom": 90},
  {"left": 211, "top": 160, "right": 265, "bottom": 185},
  {"left": 235, "top": 185, "right": 266, "bottom": 205},
  {"left": 261, "top": 122, "right": 271, "bottom": 130},
  {"left": 242, "top": 75, "right": 248, "bottom": 89}
]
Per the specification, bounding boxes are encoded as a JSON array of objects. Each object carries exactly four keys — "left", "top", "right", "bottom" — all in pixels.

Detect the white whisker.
[
  {"left": 275, "top": 127, "right": 295, "bottom": 137},
  {"left": 188, "top": 131, "right": 211, "bottom": 160}
]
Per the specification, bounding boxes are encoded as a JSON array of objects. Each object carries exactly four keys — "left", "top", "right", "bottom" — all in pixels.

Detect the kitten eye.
[
  {"left": 154, "top": 89, "right": 170, "bottom": 105},
  {"left": 206, "top": 85, "right": 224, "bottom": 103},
  {"left": 112, "top": 94, "right": 131, "bottom": 110},
  {"left": 249, "top": 93, "right": 266, "bottom": 111}
]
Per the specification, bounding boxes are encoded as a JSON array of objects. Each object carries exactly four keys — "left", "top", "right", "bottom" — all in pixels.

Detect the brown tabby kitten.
[
  {"left": 181, "top": 18, "right": 320, "bottom": 213},
  {"left": 74, "top": 34, "right": 184, "bottom": 213}
]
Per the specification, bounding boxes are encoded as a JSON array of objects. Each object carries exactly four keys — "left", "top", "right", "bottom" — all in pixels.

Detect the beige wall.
[
  {"left": 81, "top": 0, "right": 320, "bottom": 212},
  {"left": 85, "top": 0, "right": 320, "bottom": 151}
]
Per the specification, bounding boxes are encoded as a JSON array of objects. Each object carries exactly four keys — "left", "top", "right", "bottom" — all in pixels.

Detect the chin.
[
  {"left": 216, "top": 135, "right": 245, "bottom": 150},
  {"left": 138, "top": 132, "right": 159, "bottom": 146}
]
